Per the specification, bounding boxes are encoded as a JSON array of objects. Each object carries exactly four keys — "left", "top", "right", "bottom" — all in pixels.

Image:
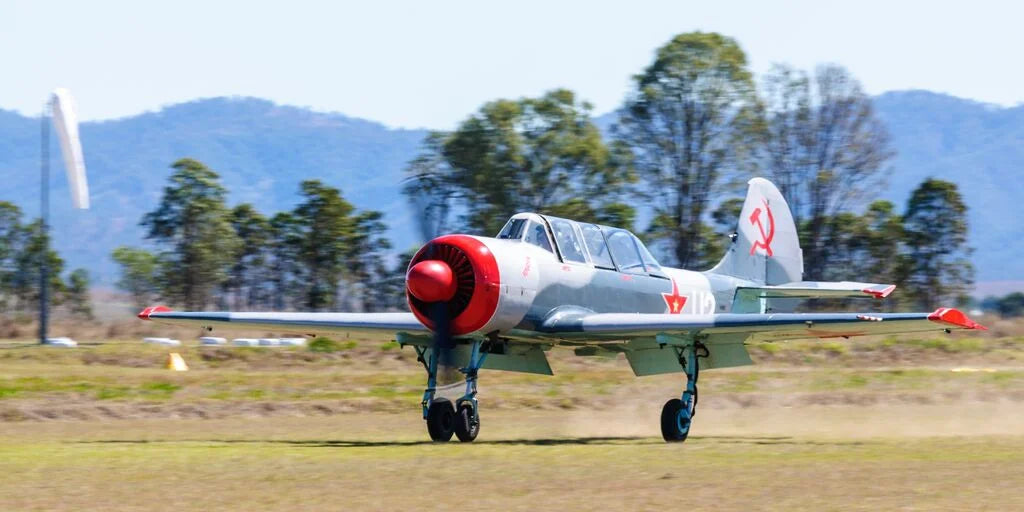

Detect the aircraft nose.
[{"left": 407, "top": 260, "right": 457, "bottom": 303}]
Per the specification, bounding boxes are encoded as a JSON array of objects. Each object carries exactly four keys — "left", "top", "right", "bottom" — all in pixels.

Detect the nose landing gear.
[{"left": 418, "top": 339, "right": 489, "bottom": 443}]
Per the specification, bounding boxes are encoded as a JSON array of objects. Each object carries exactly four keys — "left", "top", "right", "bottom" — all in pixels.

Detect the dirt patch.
[{"left": 3, "top": 388, "right": 1023, "bottom": 424}]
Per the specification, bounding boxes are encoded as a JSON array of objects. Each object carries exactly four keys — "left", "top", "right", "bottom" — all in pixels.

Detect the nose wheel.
[
  {"left": 426, "top": 398, "right": 456, "bottom": 442},
  {"left": 424, "top": 399, "right": 480, "bottom": 442},
  {"left": 454, "top": 402, "right": 480, "bottom": 442},
  {"left": 417, "top": 339, "right": 489, "bottom": 443}
]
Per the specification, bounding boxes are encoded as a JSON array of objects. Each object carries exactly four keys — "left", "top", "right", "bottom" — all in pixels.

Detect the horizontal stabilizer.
[{"left": 736, "top": 281, "right": 896, "bottom": 300}]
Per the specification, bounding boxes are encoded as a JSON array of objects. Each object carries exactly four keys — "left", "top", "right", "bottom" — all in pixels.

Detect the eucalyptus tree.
[
  {"left": 616, "top": 32, "right": 760, "bottom": 268},
  {"left": 141, "top": 158, "right": 240, "bottom": 309},
  {"left": 405, "top": 89, "right": 635, "bottom": 237}
]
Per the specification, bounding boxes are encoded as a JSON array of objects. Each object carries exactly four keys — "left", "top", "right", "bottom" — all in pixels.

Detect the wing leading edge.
[{"left": 139, "top": 307, "right": 427, "bottom": 341}]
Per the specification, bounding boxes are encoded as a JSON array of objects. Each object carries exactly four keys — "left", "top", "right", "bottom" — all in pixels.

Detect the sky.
[{"left": 2, "top": 0, "right": 1023, "bottom": 130}]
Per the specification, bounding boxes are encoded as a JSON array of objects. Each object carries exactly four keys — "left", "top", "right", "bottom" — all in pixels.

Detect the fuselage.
[
  {"left": 404, "top": 212, "right": 752, "bottom": 340},
  {"left": 480, "top": 236, "right": 735, "bottom": 332}
]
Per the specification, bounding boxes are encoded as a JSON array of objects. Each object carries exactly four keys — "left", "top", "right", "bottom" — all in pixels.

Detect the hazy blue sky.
[{"left": 3, "top": 0, "right": 1021, "bottom": 129}]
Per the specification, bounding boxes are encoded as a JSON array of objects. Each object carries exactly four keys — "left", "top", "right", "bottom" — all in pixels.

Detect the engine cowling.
[{"left": 406, "top": 235, "right": 502, "bottom": 336}]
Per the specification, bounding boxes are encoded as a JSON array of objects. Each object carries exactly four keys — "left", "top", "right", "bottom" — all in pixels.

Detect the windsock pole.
[
  {"left": 38, "top": 89, "right": 91, "bottom": 345},
  {"left": 39, "top": 99, "right": 50, "bottom": 345}
]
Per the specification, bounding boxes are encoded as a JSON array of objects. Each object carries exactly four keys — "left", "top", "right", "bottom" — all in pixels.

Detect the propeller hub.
[{"left": 407, "top": 260, "right": 457, "bottom": 303}]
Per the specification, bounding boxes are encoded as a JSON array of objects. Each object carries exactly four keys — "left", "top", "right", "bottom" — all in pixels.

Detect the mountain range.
[{"left": 0, "top": 91, "right": 1020, "bottom": 288}]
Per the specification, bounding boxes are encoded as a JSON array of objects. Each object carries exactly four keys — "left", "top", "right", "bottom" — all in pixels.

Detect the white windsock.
[{"left": 50, "top": 88, "right": 90, "bottom": 209}]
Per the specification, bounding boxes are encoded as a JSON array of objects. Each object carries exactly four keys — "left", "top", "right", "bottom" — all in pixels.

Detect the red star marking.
[{"left": 661, "top": 278, "right": 687, "bottom": 314}]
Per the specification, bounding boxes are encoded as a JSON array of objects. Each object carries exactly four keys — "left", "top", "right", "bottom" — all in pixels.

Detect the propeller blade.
[{"left": 418, "top": 242, "right": 458, "bottom": 386}]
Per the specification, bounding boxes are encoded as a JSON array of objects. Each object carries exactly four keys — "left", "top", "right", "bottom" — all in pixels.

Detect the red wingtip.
[
  {"left": 137, "top": 305, "right": 172, "bottom": 320},
  {"left": 862, "top": 284, "right": 896, "bottom": 299},
  {"left": 927, "top": 308, "right": 988, "bottom": 330}
]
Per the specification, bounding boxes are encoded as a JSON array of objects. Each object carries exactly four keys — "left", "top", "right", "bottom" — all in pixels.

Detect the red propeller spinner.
[
  {"left": 406, "top": 260, "right": 457, "bottom": 303},
  {"left": 405, "top": 235, "right": 501, "bottom": 336}
]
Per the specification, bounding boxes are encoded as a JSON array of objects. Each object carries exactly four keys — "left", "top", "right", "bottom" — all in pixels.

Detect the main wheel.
[
  {"left": 454, "top": 402, "right": 480, "bottom": 442},
  {"left": 426, "top": 398, "right": 456, "bottom": 442},
  {"left": 660, "top": 398, "right": 691, "bottom": 443}
]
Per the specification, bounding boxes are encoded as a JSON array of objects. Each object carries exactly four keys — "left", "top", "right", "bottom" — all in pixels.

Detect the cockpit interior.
[{"left": 495, "top": 213, "right": 667, "bottom": 279}]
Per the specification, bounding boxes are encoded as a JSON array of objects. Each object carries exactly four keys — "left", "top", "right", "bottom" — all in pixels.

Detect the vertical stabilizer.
[{"left": 707, "top": 178, "right": 802, "bottom": 285}]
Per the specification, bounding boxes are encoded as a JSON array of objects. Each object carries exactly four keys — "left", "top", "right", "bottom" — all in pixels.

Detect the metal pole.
[{"left": 39, "top": 100, "right": 50, "bottom": 345}]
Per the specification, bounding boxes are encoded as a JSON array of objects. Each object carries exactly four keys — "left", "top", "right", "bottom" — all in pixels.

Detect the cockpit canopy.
[{"left": 495, "top": 213, "right": 665, "bottom": 277}]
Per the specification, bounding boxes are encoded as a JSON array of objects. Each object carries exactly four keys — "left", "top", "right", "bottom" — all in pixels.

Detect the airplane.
[{"left": 138, "top": 178, "right": 986, "bottom": 443}]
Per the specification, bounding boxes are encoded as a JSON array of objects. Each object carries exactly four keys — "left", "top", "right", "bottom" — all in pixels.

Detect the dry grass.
[
  {"left": 1, "top": 322, "right": 1023, "bottom": 510},
  {"left": 0, "top": 412, "right": 1023, "bottom": 511}
]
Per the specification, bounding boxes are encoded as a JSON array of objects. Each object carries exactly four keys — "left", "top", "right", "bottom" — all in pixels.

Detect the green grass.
[
  {"left": 1, "top": 334, "right": 1023, "bottom": 510},
  {"left": 0, "top": 416, "right": 1022, "bottom": 511}
]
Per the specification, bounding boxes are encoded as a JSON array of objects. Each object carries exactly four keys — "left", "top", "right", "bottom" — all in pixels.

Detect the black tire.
[
  {"left": 426, "top": 398, "right": 456, "bottom": 442},
  {"left": 660, "top": 398, "right": 690, "bottom": 443},
  {"left": 454, "top": 402, "right": 480, "bottom": 442}
]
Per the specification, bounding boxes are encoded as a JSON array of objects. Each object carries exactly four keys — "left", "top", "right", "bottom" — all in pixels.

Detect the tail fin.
[{"left": 707, "top": 178, "right": 802, "bottom": 285}]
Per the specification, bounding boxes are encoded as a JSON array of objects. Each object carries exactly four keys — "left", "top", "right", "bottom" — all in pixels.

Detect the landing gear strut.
[
  {"left": 416, "top": 339, "right": 489, "bottom": 443},
  {"left": 661, "top": 342, "right": 707, "bottom": 443}
]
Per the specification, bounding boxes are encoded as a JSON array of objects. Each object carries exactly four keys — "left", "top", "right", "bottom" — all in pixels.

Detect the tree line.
[
  {"left": 0, "top": 31, "right": 983, "bottom": 316},
  {"left": 403, "top": 31, "right": 974, "bottom": 310},
  {"left": 0, "top": 202, "right": 92, "bottom": 319},
  {"left": 112, "top": 158, "right": 406, "bottom": 312}
]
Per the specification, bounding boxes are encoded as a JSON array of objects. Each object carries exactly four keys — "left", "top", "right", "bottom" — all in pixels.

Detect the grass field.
[
  {"left": 2, "top": 413, "right": 1023, "bottom": 511},
  {"left": 1, "top": 328, "right": 1023, "bottom": 510}
]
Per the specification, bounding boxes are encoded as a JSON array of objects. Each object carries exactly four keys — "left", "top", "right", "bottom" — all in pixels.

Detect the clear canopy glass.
[{"left": 496, "top": 214, "right": 663, "bottom": 275}]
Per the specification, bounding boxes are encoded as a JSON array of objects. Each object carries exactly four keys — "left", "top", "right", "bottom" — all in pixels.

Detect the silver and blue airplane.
[{"left": 139, "top": 178, "right": 986, "bottom": 443}]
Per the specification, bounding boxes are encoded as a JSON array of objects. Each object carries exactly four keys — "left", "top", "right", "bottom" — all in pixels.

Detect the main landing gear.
[
  {"left": 661, "top": 342, "right": 708, "bottom": 443},
  {"left": 416, "top": 339, "right": 489, "bottom": 442}
]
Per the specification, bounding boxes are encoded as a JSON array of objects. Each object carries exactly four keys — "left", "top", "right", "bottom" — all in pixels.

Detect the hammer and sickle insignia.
[{"left": 748, "top": 199, "right": 775, "bottom": 256}]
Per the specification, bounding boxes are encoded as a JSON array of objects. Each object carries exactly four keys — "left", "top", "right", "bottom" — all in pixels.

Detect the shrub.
[{"left": 308, "top": 337, "right": 342, "bottom": 353}]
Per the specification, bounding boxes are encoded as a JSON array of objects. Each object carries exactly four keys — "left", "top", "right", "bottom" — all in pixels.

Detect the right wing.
[{"left": 138, "top": 306, "right": 427, "bottom": 341}]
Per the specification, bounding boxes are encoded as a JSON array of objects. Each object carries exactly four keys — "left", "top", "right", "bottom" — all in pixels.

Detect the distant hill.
[
  {"left": 0, "top": 91, "right": 1019, "bottom": 287},
  {"left": 871, "top": 91, "right": 1023, "bottom": 283},
  {"left": 0, "top": 98, "right": 428, "bottom": 285}
]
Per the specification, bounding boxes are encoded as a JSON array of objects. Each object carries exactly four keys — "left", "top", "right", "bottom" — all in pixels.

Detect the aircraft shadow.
[{"left": 74, "top": 435, "right": 870, "bottom": 448}]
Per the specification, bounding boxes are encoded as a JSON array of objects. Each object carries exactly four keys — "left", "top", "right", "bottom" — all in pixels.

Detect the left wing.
[
  {"left": 541, "top": 307, "right": 984, "bottom": 341},
  {"left": 537, "top": 308, "right": 986, "bottom": 374},
  {"left": 138, "top": 306, "right": 427, "bottom": 341}
]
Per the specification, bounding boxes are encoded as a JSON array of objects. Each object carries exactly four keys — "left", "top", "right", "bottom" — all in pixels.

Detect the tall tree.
[
  {"left": 111, "top": 246, "right": 160, "bottom": 310},
  {"left": 0, "top": 202, "right": 24, "bottom": 311},
  {"left": 9, "top": 219, "right": 65, "bottom": 312},
  {"left": 859, "top": 200, "right": 906, "bottom": 288},
  {"left": 293, "top": 180, "right": 357, "bottom": 310},
  {"left": 995, "top": 292, "right": 1024, "bottom": 318},
  {"left": 901, "top": 178, "right": 973, "bottom": 309},
  {"left": 267, "top": 212, "right": 303, "bottom": 310},
  {"left": 404, "top": 132, "right": 458, "bottom": 240},
  {"left": 141, "top": 158, "right": 239, "bottom": 309},
  {"left": 227, "top": 204, "right": 270, "bottom": 309},
  {"left": 760, "top": 64, "right": 893, "bottom": 279},
  {"left": 374, "top": 247, "right": 419, "bottom": 312},
  {"left": 616, "top": 32, "right": 759, "bottom": 268},
  {"left": 65, "top": 268, "right": 93, "bottom": 319},
  {"left": 346, "top": 210, "right": 392, "bottom": 311},
  {"left": 404, "top": 89, "right": 635, "bottom": 236}
]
